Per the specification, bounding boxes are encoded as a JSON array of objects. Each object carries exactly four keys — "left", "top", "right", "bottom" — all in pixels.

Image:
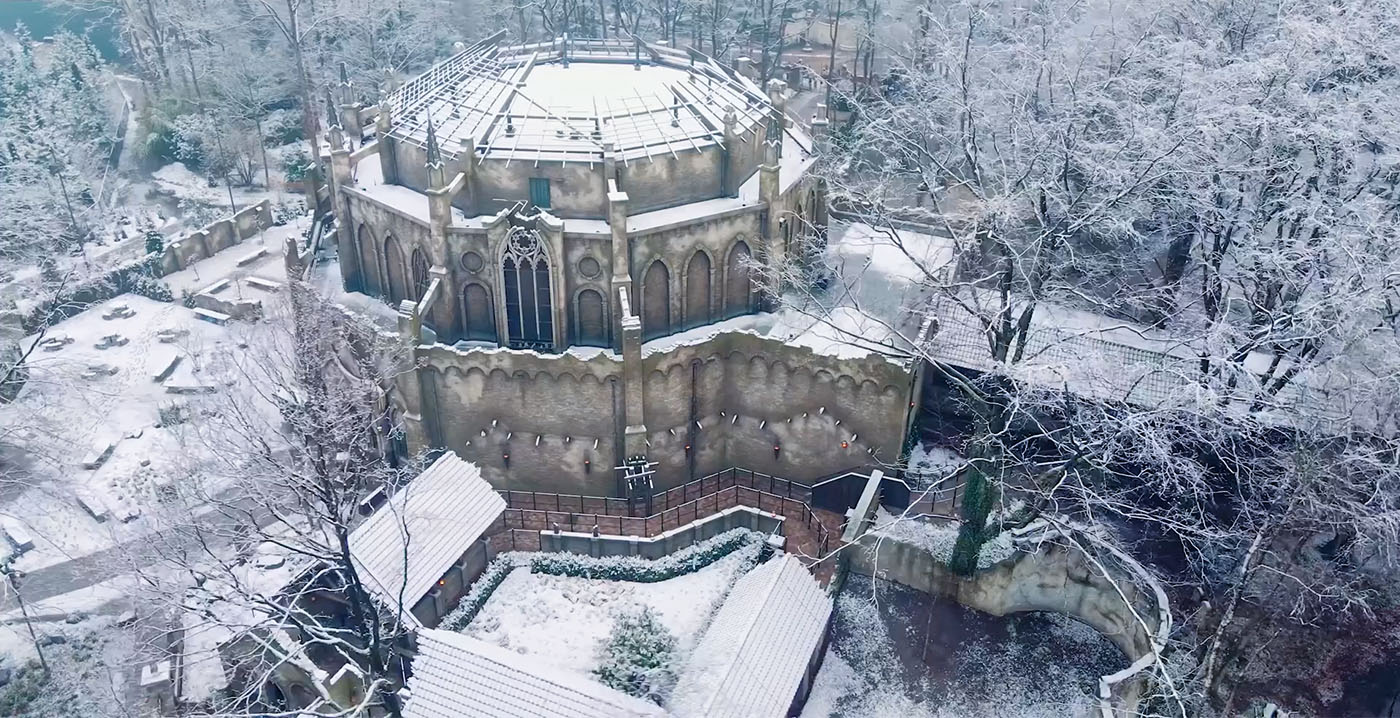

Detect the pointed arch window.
[
  {"left": 503, "top": 227, "right": 554, "bottom": 350},
  {"left": 411, "top": 248, "right": 430, "bottom": 301}
]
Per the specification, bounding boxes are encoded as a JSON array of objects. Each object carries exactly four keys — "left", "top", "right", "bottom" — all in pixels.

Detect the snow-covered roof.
[
  {"left": 403, "top": 629, "right": 667, "bottom": 718},
  {"left": 386, "top": 36, "right": 771, "bottom": 164},
  {"left": 347, "top": 451, "right": 504, "bottom": 624},
  {"left": 667, "top": 554, "right": 833, "bottom": 718}
]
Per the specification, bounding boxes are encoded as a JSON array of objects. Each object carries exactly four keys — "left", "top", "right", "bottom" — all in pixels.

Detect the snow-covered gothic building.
[{"left": 319, "top": 33, "right": 919, "bottom": 496}]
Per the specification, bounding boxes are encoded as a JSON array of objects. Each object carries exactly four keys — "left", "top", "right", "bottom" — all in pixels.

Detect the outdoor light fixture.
[
  {"left": 841, "top": 441, "right": 849, "bottom": 449},
  {"left": 773, "top": 443, "right": 781, "bottom": 459},
  {"left": 584, "top": 458, "right": 591, "bottom": 473}
]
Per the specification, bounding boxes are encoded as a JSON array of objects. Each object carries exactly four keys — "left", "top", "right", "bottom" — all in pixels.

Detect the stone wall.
[
  {"left": 416, "top": 328, "right": 916, "bottom": 494},
  {"left": 159, "top": 200, "right": 274, "bottom": 276}
]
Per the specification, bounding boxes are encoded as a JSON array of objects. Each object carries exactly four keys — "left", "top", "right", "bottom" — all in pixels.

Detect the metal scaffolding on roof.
[{"left": 382, "top": 36, "right": 770, "bottom": 165}]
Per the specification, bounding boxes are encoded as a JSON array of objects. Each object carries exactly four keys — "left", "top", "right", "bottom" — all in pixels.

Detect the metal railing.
[{"left": 496, "top": 468, "right": 834, "bottom": 557}]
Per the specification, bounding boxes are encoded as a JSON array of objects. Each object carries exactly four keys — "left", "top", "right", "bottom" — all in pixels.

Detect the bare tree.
[
  {"left": 799, "top": 0, "right": 1400, "bottom": 713},
  {"left": 131, "top": 284, "right": 422, "bottom": 716}
]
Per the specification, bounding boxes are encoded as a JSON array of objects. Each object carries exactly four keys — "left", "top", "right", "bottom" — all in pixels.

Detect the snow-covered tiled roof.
[
  {"left": 403, "top": 629, "right": 668, "bottom": 718},
  {"left": 667, "top": 554, "right": 833, "bottom": 718},
  {"left": 347, "top": 451, "right": 504, "bottom": 624}
]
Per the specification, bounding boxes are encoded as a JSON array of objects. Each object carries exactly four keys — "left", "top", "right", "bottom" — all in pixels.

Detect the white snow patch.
[{"left": 462, "top": 548, "right": 754, "bottom": 679}]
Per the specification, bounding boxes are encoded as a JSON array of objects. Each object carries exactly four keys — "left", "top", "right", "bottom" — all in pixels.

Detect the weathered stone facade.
[{"left": 323, "top": 35, "right": 916, "bottom": 494}]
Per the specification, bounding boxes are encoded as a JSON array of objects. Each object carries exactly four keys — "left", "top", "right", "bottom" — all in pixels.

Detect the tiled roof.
[
  {"left": 668, "top": 554, "right": 832, "bottom": 718},
  {"left": 347, "top": 451, "right": 504, "bottom": 624},
  {"left": 403, "top": 629, "right": 667, "bottom": 718}
]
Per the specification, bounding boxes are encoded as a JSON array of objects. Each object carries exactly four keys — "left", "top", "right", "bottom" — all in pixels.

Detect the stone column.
[
  {"left": 375, "top": 101, "right": 399, "bottom": 185},
  {"left": 426, "top": 264, "right": 456, "bottom": 339},
  {"left": 426, "top": 186, "right": 453, "bottom": 268},
  {"left": 394, "top": 301, "right": 431, "bottom": 451},
  {"left": 328, "top": 140, "right": 358, "bottom": 290},
  {"left": 618, "top": 287, "right": 647, "bottom": 459},
  {"left": 484, "top": 212, "right": 512, "bottom": 344},
  {"left": 720, "top": 109, "right": 739, "bottom": 198},
  {"left": 339, "top": 103, "right": 363, "bottom": 145},
  {"left": 760, "top": 79, "right": 789, "bottom": 297},
  {"left": 456, "top": 136, "right": 477, "bottom": 213},
  {"left": 538, "top": 211, "right": 568, "bottom": 349},
  {"left": 607, "top": 186, "right": 631, "bottom": 352}
]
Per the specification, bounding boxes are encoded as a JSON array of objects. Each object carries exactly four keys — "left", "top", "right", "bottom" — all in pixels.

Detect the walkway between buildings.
[{"left": 488, "top": 467, "right": 847, "bottom": 585}]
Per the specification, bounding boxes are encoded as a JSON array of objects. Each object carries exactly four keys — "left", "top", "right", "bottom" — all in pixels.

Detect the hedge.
[{"left": 438, "top": 528, "right": 767, "bottom": 631}]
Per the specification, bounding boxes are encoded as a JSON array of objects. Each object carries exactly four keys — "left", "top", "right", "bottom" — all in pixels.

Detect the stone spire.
[
  {"left": 338, "top": 61, "right": 352, "bottom": 104},
  {"left": 425, "top": 114, "right": 446, "bottom": 188},
  {"left": 425, "top": 115, "right": 443, "bottom": 168},
  {"left": 325, "top": 86, "right": 344, "bottom": 149},
  {"left": 325, "top": 87, "right": 341, "bottom": 130}
]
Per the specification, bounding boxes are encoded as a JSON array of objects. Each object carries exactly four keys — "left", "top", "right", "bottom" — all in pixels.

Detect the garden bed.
[{"left": 454, "top": 539, "right": 763, "bottom": 681}]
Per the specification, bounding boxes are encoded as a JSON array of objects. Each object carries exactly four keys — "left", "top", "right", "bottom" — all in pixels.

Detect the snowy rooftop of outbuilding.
[
  {"left": 386, "top": 35, "right": 772, "bottom": 164},
  {"left": 667, "top": 553, "right": 832, "bottom": 718},
  {"left": 403, "top": 629, "right": 667, "bottom": 718},
  {"left": 347, "top": 451, "right": 504, "bottom": 625}
]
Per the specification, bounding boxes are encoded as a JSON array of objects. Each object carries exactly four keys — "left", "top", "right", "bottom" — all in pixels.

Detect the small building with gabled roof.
[
  {"left": 667, "top": 553, "right": 833, "bottom": 718},
  {"left": 403, "top": 629, "right": 668, "bottom": 718},
  {"left": 348, "top": 450, "right": 505, "bottom": 627}
]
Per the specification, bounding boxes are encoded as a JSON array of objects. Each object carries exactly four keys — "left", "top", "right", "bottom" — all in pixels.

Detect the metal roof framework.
[{"left": 385, "top": 36, "right": 771, "bottom": 167}]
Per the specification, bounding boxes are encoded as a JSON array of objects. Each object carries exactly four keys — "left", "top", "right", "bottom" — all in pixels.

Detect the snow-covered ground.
[
  {"left": 0, "top": 231, "right": 293, "bottom": 573},
  {"left": 150, "top": 162, "right": 281, "bottom": 214},
  {"left": 802, "top": 575, "right": 1125, "bottom": 718},
  {"left": 461, "top": 548, "right": 755, "bottom": 680}
]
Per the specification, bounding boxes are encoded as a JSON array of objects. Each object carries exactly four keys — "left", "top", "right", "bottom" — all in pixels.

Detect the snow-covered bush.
[
  {"left": 437, "top": 557, "right": 518, "bottom": 631},
  {"left": 272, "top": 201, "right": 303, "bottom": 227},
  {"left": 261, "top": 109, "right": 304, "bottom": 146},
  {"left": 528, "top": 528, "right": 765, "bottom": 582},
  {"left": 282, "top": 147, "right": 311, "bottom": 183},
  {"left": 593, "top": 606, "right": 677, "bottom": 704},
  {"left": 144, "top": 229, "right": 165, "bottom": 256}
]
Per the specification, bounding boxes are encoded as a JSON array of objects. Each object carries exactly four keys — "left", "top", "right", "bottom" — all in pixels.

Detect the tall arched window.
[
  {"left": 502, "top": 227, "right": 554, "bottom": 350},
  {"left": 411, "top": 248, "right": 430, "bottom": 301},
  {"left": 461, "top": 283, "right": 496, "bottom": 342},
  {"left": 575, "top": 289, "right": 607, "bottom": 347},
  {"left": 642, "top": 260, "right": 670, "bottom": 340},
  {"left": 357, "top": 225, "right": 380, "bottom": 296},
  {"left": 685, "top": 251, "right": 711, "bottom": 329},
  {"left": 384, "top": 235, "right": 410, "bottom": 305},
  {"left": 724, "top": 240, "right": 754, "bottom": 318}
]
